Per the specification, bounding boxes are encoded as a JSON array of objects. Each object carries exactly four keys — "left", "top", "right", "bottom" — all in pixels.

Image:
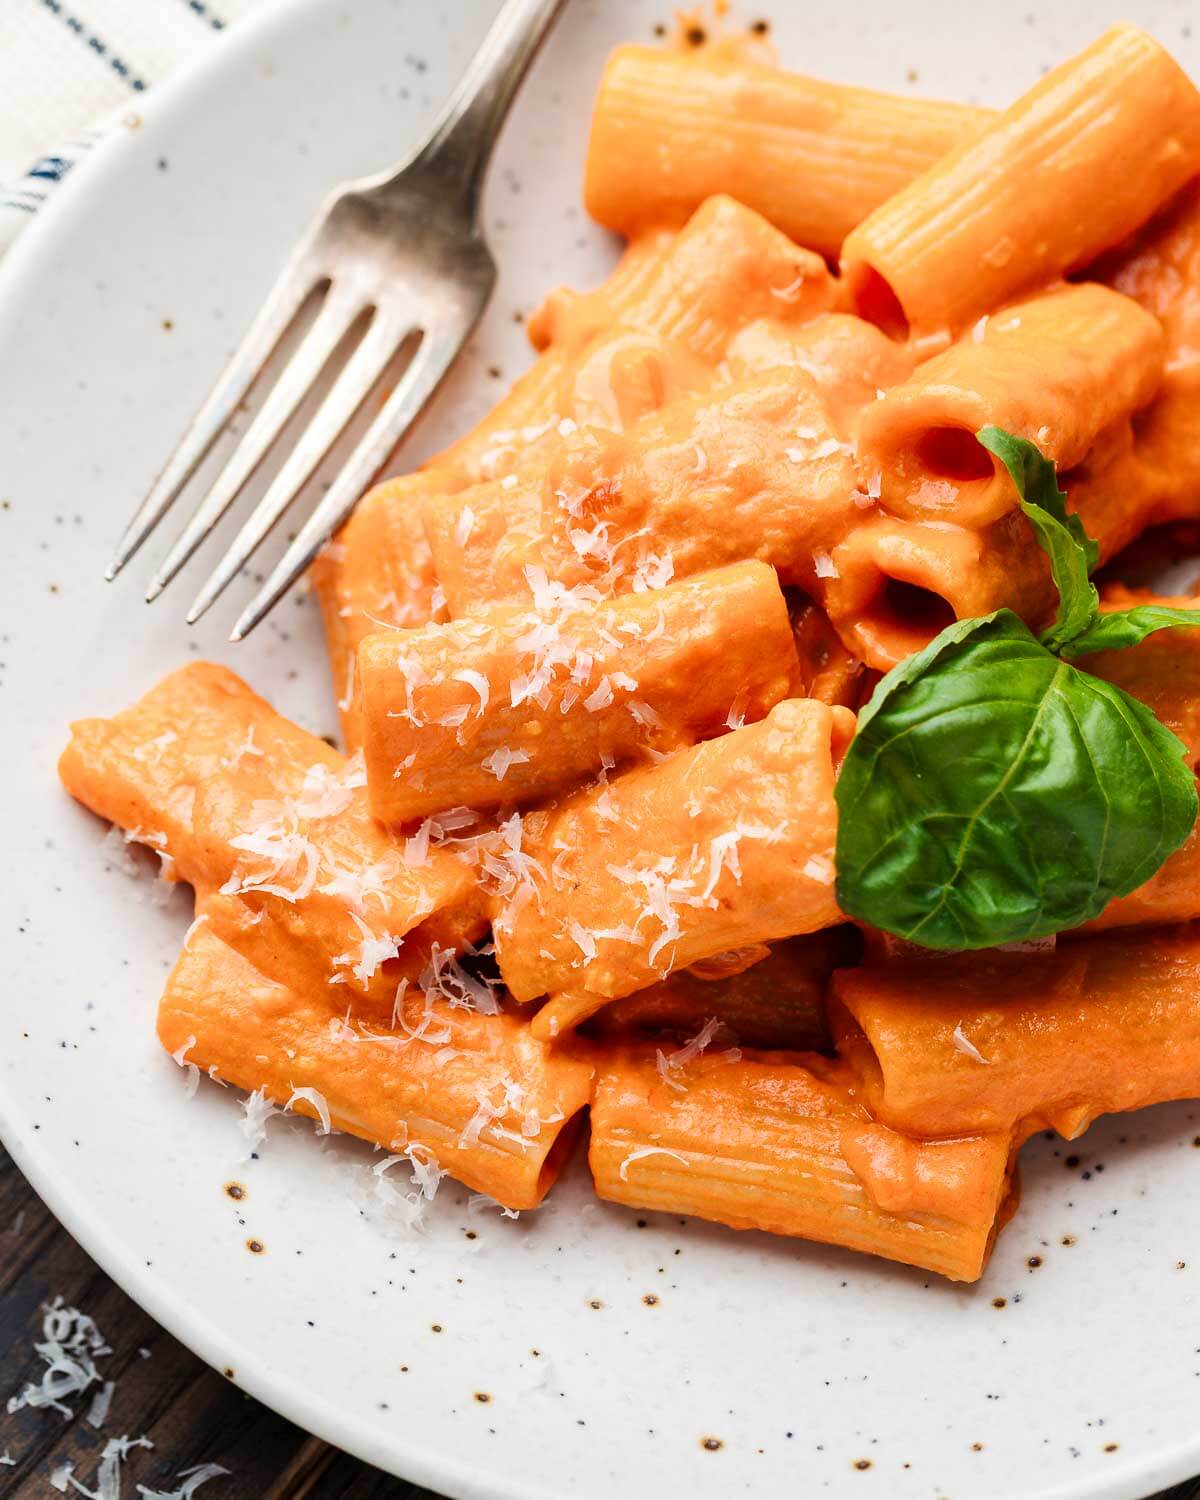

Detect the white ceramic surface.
[{"left": 2, "top": 2, "right": 1200, "bottom": 1497}]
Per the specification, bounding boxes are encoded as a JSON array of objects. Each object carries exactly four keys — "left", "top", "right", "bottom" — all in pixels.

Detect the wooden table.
[{"left": 2, "top": 1144, "right": 1196, "bottom": 1500}]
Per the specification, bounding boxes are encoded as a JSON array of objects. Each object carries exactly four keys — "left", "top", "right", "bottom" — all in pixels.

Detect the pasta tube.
[
  {"left": 842, "top": 25, "right": 1200, "bottom": 342},
  {"left": 419, "top": 325, "right": 716, "bottom": 621},
  {"left": 824, "top": 424, "right": 1155, "bottom": 670},
  {"left": 493, "top": 699, "right": 854, "bottom": 1012},
  {"left": 318, "top": 196, "right": 835, "bottom": 735},
  {"left": 311, "top": 487, "right": 443, "bottom": 750},
  {"left": 823, "top": 512, "right": 1048, "bottom": 670},
  {"left": 830, "top": 925, "right": 1200, "bottom": 1141},
  {"left": 1100, "top": 178, "right": 1200, "bottom": 524},
  {"left": 58, "top": 662, "right": 479, "bottom": 1012},
  {"left": 588, "top": 931, "right": 853, "bottom": 1053},
  {"left": 789, "top": 597, "right": 868, "bottom": 709},
  {"left": 857, "top": 283, "right": 1164, "bottom": 527},
  {"left": 161, "top": 924, "right": 594, "bottom": 1210},
  {"left": 584, "top": 45, "right": 989, "bottom": 257},
  {"left": 358, "top": 561, "right": 801, "bottom": 822},
  {"left": 311, "top": 240, "right": 675, "bottom": 744},
  {"left": 426, "top": 368, "right": 858, "bottom": 617},
  {"left": 588, "top": 1047, "right": 1016, "bottom": 1282},
  {"left": 723, "top": 311, "right": 917, "bottom": 440}
]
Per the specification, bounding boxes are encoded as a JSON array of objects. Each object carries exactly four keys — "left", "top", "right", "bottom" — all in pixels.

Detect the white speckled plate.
[{"left": 2, "top": 2, "right": 1199, "bottom": 1496}]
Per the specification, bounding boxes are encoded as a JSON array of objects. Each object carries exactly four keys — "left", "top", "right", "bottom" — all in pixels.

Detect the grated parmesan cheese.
[
  {"left": 222, "top": 727, "right": 263, "bottom": 769},
  {"left": 952, "top": 1024, "right": 990, "bottom": 1065},
  {"left": 630, "top": 550, "right": 674, "bottom": 593},
  {"left": 237, "top": 1089, "right": 279, "bottom": 1159},
  {"left": 136, "top": 1461, "right": 230, "bottom": 1499},
  {"left": 285, "top": 1086, "right": 332, "bottom": 1135},
  {"left": 566, "top": 920, "right": 598, "bottom": 963},
  {"left": 481, "top": 746, "right": 531, "bottom": 781},
  {"left": 769, "top": 271, "right": 809, "bottom": 303},
  {"left": 467, "top": 1193, "right": 520, "bottom": 1219},
  {"left": 700, "top": 834, "right": 743, "bottom": 902},
  {"left": 292, "top": 751, "right": 366, "bottom": 819},
  {"left": 65, "top": 1433, "right": 153, "bottom": 1499},
  {"left": 453, "top": 669, "right": 490, "bottom": 716},
  {"left": 583, "top": 676, "right": 614, "bottom": 713},
  {"left": 85, "top": 1380, "right": 116, "bottom": 1429},
  {"left": 802, "top": 854, "right": 836, "bottom": 885},
  {"left": 330, "top": 913, "right": 401, "bottom": 986},
  {"left": 169, "top": 1037, "right": 200, "bottom": 1099},
  {"left": 365, "top": 1146, "right": 447, "bottom": 1235},
  {"left": 626, "top": 699, "right": 663, "bottom": 729},
  {"left": 420, "top": 943, "right": 502, "bottom": 1014},
  {"left": 319, "top": 852, "right": 400, "bottom": 914},
  {"left": 7, "top": 1298, "right": 111, "bottom": 1418},
  {"left": 221, "top": 806, "right": 320, "bottom": 903},
  {"left": 812, "top": 549, "right": 838, "bottom": 580},
  {"left": 618, "top": 1147, "right": 688, "bottom": 1181}
]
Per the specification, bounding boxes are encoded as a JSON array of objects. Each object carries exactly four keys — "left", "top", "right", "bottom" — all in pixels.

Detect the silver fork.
[{"left": 107, "top": 0, "right": 568, "bottom": 641}]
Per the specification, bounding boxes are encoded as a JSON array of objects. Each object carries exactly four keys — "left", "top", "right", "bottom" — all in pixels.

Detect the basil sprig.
[{"left": 835, "top": 427, "right": 1200, "bottom": 950}]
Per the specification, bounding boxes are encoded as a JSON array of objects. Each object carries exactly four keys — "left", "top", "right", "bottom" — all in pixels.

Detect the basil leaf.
[
  {"left": 976, "top": 425, "right": 1098, "bottom": 651},
  {"left": 853, "top": 608, "right": 1011, "bottom": 737},
  {"left": 835, "top": 610, "right": 1198, "bottom": 950},
  {"left": 1064, "top": 603, "right": 1200, "bottom": 658}
]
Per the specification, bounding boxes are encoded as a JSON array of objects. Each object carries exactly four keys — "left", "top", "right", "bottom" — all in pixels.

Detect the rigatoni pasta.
[
  {"left": 588, "top": 932, "right": 848, "bottom": 1053},
  {"left": 63, "top": 19, "right": 1200, "bottom": 1286},
  {"left": 358, "top": 561, "right": 800, "bottom": 822},
  {"left": 589, "top": 1047, "right": 1016, "bottom": 1282},
  {"left": 315, "top": 195, "right": 832, "bottom": 739},
  {"left": 830, "top": 925, "right": 1200, "bottom": 1141},
  {"left": 426, "top": 367, "right": 859, "bottom": 616},
  {"left": 584, "top": 44, "right": 989, "bottom": 257},
  {"left": 857, "top": 283, "right": 1164, "bottom": 527},
  {"left": 841, "top": 23, "right": 1200, "bottom": 342},
  {"left": 58, "top": 663, "right": 481, "bottom": 1013},
  {"left": 492, "top": 699, "right": 853, "bottom": 1013},
  {"left": 163, "top": 924, "right": 594, "bottom": 1210}
]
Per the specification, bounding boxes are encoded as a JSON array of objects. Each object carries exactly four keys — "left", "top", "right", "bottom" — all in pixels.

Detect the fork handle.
[{"left": 407, "top": 0, "right": 570, "bottom": 215}]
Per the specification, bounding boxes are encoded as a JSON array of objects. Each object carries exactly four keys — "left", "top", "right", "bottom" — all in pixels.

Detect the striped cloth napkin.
[{"left": 0, "top": 0, "right": 265, "bottom": 255}]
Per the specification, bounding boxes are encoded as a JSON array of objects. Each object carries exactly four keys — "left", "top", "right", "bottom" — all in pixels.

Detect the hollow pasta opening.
[
  {"left": 535, "top": 1104, "right": 589, "bottom": 1200},
  {"left": 825, "top": 997, "right": 886, "bottom": 1109},
  {"left": 914, "top": 425, "right": 995, "bottom": 485},
  {"left": 850, "top": 266, "right": 910, "bottom": 343},
  {"left": 875, "top": 578, "right": 956, "bottom": 650}
]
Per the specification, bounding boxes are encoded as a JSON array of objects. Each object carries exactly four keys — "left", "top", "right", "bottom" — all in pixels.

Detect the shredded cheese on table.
[
  {"left": 136, "top": 1462, "right": 231, "bottom": 1499},
  {"left": 64, "top": 1434, "right": 153, "bottom": 1499},
  {"left": 7, "top": 1298, "right": 111, "bottom": 1417},
  {"left": 86, "top": 1379, "right": 116, "bottom": 1429}
]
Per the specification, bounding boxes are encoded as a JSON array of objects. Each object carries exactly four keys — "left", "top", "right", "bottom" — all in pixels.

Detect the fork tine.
[
  {"left": 229, "top": 322, "right": 472, "bottom": 641},
  {"left": 185, "top": 311, "right": 413, "bottom": 624},
  {"left": 106, "top": 255, "right": 319, "bottom": 581},
  {"left": 144, "top": 286, "right": 365, "bottom": 602}
]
